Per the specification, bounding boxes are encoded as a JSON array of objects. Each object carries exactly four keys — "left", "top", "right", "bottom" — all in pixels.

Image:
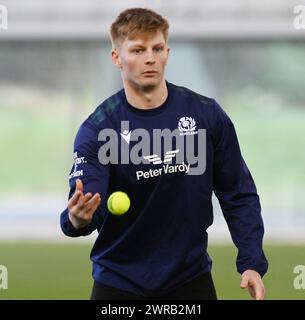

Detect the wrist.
[{"left": 68, "top": 211, "right": 89, "bottom": 230}]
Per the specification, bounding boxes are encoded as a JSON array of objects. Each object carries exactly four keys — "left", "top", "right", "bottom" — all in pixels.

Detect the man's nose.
[{"left": 145, "top": 49, "right": 156, "bottom": 65}]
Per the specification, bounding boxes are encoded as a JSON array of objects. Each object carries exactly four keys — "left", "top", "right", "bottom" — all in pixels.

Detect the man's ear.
[{"left": 111, "top": 48, "right": 122, "bottom": 69}]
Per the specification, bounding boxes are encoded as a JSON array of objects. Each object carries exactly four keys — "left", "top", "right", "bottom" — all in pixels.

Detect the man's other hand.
[{"left": 240, "top": 269, "right": 265, "bottom": 300}]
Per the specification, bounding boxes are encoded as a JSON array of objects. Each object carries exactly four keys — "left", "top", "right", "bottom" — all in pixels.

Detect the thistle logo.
[
  {"left": 144, "top": 149, "right": 179, "bottom": 164},
  {"left": 178, "top": 117, "right": 197, "bottom": 136}
]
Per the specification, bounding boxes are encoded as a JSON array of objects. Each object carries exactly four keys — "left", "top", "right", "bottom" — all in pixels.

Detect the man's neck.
[{"left": 123, "top": 79, "right": 168, "bottom": 110}]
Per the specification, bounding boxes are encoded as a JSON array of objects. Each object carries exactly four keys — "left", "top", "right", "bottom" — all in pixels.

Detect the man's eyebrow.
[
  {"left": 129, "top": 43, "right": 165, "bottom": 48},
  {"left": 129, "top": 45, "right": 146, "bottom": 48}
]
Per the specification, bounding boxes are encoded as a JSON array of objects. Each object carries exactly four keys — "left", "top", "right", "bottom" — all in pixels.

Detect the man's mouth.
[
  {"left": 142, "top": 71, "right": 158, "bottom": 77},
  {"left": 143, "top": 70, "right": 158, "bottom": 74}
]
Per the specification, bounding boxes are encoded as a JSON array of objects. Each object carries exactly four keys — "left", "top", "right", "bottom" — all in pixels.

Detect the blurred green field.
[
  {"left": 1, "top": 101, "right": 305, "bottom": 211},
  {"left": 0, "top": 243, "right": 304, "bottom": 300}
]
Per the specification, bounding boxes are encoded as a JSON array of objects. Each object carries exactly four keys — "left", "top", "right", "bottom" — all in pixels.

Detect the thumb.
[
  {"left": 240, "top": 274, "right": 249, "bottom": 289},
  {"left": 76, "top": 178, "right": 83, "bottom": 193}
]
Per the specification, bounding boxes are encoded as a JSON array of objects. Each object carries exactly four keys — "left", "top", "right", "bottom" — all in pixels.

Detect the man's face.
[{"left": 112, "top": 31, "right": 170, "bottom": 90}]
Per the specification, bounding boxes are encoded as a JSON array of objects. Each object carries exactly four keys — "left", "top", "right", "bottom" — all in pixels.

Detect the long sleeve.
[
  {"left": 60, "top": 120, "right": 110, "bottom": 237},
  {"left": 212, "top": 100, "right": 268, "bottom": 277}
]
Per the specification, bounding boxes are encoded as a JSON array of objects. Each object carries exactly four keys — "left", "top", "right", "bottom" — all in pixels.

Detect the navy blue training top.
[{"left": 60, "top": 81, "right": 268, "bottom": 297}]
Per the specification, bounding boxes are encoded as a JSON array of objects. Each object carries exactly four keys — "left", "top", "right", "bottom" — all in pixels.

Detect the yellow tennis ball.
[{"left": 107, "top": 191, "right": 130, "bottom": 215}]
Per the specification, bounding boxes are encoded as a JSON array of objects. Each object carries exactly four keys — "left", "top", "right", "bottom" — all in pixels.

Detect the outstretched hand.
[
  {"left": 67, "top": 179, "right": 101, "bottom": 229},
  {"left": 240, "top": 270, "right": 265, "bottom": 300}
]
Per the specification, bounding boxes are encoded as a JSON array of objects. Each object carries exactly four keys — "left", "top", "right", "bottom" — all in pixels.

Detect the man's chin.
[{"left": 138, "top": 78, "right": 162, "bottom": 91}]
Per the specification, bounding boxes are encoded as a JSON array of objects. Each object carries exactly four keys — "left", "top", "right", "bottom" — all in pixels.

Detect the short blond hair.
[{"left": 110, "top": 8, "right": 169, "bottom": 48}]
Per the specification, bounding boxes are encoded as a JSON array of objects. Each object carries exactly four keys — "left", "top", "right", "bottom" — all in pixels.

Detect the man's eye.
[
  {"left": 133, "top": 49, "right": 143, "bottom": 54},
  {"left": 154, "top": 47, "right": 164, "bottom": 52}
]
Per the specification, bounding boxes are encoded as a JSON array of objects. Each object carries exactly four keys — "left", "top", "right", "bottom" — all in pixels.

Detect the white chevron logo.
[
  {"left": 143, "top": 149, "right": 179, "bottom": 164},
  {"left": 120, "top": 130, "right": 132, "bottom": 144}
]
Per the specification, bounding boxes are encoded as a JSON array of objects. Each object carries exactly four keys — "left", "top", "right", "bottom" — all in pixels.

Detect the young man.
[{"left": 60, "top": 8, "right": 268, "bottom": 300}]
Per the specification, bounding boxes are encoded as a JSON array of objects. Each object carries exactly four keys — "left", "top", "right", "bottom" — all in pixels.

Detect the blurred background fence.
[{"left": 0, "top": 0, "right": 305, "bottom": 243}]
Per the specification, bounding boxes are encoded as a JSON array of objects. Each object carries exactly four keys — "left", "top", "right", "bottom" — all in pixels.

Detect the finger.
[
  {"left": 248, "top": 286, "right": 256, "bottom": 299},
  {"left": 75, "top": 179, "right": 84, "bottom": 193},
  {"left": 87, "top": 193, "right": 101, "bottom": 205},
  {"left": 77, "top": 192, "right": 93, "bottom": 209},
  {"left": 254, "top": 286, "right": 265, "bottom": 300},
  {"left": 73, "top": 193, "right": 92, "bottom": 214},
  {"left": 82, "top": 197, "right": 101, "bottom": 220},
  {"left": 84, "top": 194, "right": 101, "bottom": 214},
  {"left": 68, "top": 191, "right": 82, "bottom": 208},
  {"left": 255, "top": 292, "right": 264, "bottom": 300},
  {"left": 83, "top": 202, "right": 101, "bottom": 220},
  {"left": 70, "top": 193, "right": 93, "bottom": 220},
  {"left": 240, "top": 276, "right": 249, "bottom": 289}
]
